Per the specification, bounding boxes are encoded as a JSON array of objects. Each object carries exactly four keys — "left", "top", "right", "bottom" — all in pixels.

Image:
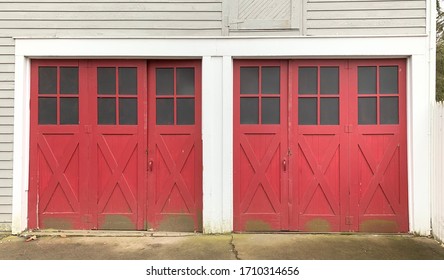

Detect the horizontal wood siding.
[
  {"left": 0, "top": 36, "right": 13, "bottom": 230},
  {"left": 306, "top": 0, "right": 426, "bottom": 36},
  {"left": 0, "top": 1, "right": 223, "bottom": 37}
]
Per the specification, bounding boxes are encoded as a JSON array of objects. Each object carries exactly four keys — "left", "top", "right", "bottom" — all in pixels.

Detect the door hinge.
[
  {"left": 344, "top": 125, "right": 353, "bottom": 133},
  {"left": 345, "top": 216, "right": 353, "bottom": 225}
]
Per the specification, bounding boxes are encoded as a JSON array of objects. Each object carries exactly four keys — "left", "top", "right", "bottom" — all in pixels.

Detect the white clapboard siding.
[
  {"left": 0, "top": 1, "right": 223, "bottom": 37},
  {"left": 0, "top": 179, "right": 12, "bottom": 188},
  {"left": 0, "top": 134, "right": 13, "bottom": 143},
  {"left": 0, "top": 35, "right": 14, "bottom": 229},
  {"left": 306, "top": 0, "right": 426, "bottom": 36},
  {"left": 0, "top": 188, "right": 12, "bottom": 197},
  {"left": 432, "top": 102, "right": 444, "bottom": 243}
]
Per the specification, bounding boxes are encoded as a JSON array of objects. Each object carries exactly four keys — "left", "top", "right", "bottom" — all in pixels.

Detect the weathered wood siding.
[{"left": 306, "top": 0, "right": 426, "bottom": 36}]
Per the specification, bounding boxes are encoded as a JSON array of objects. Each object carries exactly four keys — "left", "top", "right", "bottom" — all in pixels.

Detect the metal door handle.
[
  {"left": 148, "top": 160, "right": 153, "bottom": 172},
  {"left": 283, "top": 159, "right": 287, "bottom": 172}
]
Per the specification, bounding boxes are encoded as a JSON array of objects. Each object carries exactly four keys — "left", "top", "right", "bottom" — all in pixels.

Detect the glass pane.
[
  {"left": 380, "top": 97, "right": 399, "bottom": 124},
  {"left": 60, "top": 98, "right": 79, "bottom": 125},
  {"left": 240, "top": 97, "right": 259, "bottom": 124},
  {"left": 261, "top": 97, "right": 280, "bottom": 124},
  {"left": 177, "top": 98, "right": 195, "bottom": 125},
  {"left": 320, "top": 67, "right": 339, "bottom": 95},
  {"left": 156, "top": 68, "right": 174, "bottom": 96},
  {"left": 261, "top": 67, "right": 280, "bottom": 94},
  {"left": 98, "top": 98, "right": 116, "bottom": 125},
  {"left": 358, "top": 97, "right": 377, "bottom": 125},
  {"left": 119, "top": 98, "right": 137, "bottom": 125},
  {"left": 298, "top": 67, "right": 317, "bottom": 94},
  {"left": 177, "top": 68, "right": 195, "bottom": 95},
  {"left": 98, "top": 67, "right": 116, "bottom": 95},
  {"left": 38, "top": 67, "right": 57, "bottom": 94},
  {"left": 298, "top": 98, "right": 317, "bottom": 125},
  {"left": 119, "top": 67, "right": 137, "bottom": 95},
  {"left": 380, "top": 66, "right": 398, "bottom": 94},
  {"left": 38, "top": 97, "right": 57, "bottom": 124},
  {"left": 358, "top": 66, "right": 376, "bottom": 94},
  {"left": 60, "top": 67, "right": 78, "bottom": 94},
  {"left": 156, "top": 98, "right": 174, "bottom": 125},
  {"left": 240, "top": 67, "right": 259, "bottom": 94},
  {"left": 320, "top": 98, "right": 339, "bottom": 125}
]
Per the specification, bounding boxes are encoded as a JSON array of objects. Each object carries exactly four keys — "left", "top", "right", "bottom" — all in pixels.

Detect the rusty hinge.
[
  {"left": 345, "top": 216, "right": 353, "bottom": 225},
  {"left": 344, "top": 125, "right": 354, "bottom": 133}
]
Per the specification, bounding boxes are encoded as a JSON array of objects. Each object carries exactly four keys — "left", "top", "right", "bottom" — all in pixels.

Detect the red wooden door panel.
[
  {"left": 348, "top": 60, "right": 408, "bottom": 232},
  {"left": 233, "top": 60, "right": 289, "bottom": 231},
  {"left": 29, "top": 60, "right": 89, "bottom": 229},
  {"left": 89, "top": 60, "right": 147, "bottom": 230},
  {"left": 234, "top": 59, "right": 408, "bottom": 233},
  {"left": 290, "top": 60, "right": 349, "bottom": 232},
  {"left": 147, "top": 61, "right": 202, "bottom": 232}
]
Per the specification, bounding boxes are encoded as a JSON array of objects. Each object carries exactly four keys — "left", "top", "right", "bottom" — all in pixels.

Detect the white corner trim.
[
  {"left": 12, "top": 54, "right": 30, "bottom": 234},
  {"left": 202, "top": 56, "right": 224, "bottom": 233}
]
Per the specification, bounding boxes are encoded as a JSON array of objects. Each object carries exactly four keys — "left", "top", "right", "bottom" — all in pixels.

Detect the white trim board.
[{"left": 12, "top": 36, "right": 433, "bottom": 234}]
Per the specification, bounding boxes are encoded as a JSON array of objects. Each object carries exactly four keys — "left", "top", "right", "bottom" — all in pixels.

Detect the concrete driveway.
[{"left": 1, "top": 232, "right": 444, "bottom": 260}]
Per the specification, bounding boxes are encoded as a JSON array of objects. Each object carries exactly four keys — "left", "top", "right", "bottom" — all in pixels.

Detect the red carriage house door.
[
  {"left": 147, "top": 61, "right": 203, "bottom": 231},
  {"left": 29, "top": 60, "right": 89, "bottom": 229},
  {"left": 234, "top": 61, "right": 289, "bottom": 231},
  {"left": 89, "top": 61, "right": 146, "bottom": 230},
  {"left": 348, "top": 60, "right": 408, "bottom": 232},
  {"left": 234, "top": 59, "right": 408, "bottom": 233},
  {"left": 290, "top": 61, "right": 349, "bottom": 232}
]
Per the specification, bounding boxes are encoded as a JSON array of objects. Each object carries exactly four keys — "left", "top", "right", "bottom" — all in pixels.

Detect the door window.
[
  {"left": 156, "top": 67, "right": 195, "bottom": 125},
  {"left": 240, "top": 66, "right": 281, "bottom": 124},
  {"left": 38, "top": 66, "right": 79, "bottom": 125},
  {"left": 358, "top": 66, "right": 399, "bottom": 125},
  {"left": 298, "top": 66, "right": 340, "bottom": 125},
  {"left": 97, "top": 67, "right": 138, "bottom": 125}
]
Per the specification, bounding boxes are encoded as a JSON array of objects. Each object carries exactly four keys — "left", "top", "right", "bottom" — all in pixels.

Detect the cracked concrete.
[
  {"left": 0, "top": 233, "right": 443, "bottom": 260},
  {"left": 229, "top": 235, "right": 240, "bottom": 260}
]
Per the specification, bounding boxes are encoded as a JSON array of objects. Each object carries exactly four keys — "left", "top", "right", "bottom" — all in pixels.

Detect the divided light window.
[
  {"left": 156, "top": 67, "right": 196, "bottom": 125},
  {"left": 297, "top": 66, "right": 340, "bottom": 125},
  {"left": 97, "top": 67, "right": 138, "bottom": 125},
  {"left": 239, "top": 66, "right": 281, "bottom": 125},
  {"left": 38, "top": 66, "right": 79, "bottom": 125},
  {"left": 358, "top": 66, "right": 399, "bottom": 125}
]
